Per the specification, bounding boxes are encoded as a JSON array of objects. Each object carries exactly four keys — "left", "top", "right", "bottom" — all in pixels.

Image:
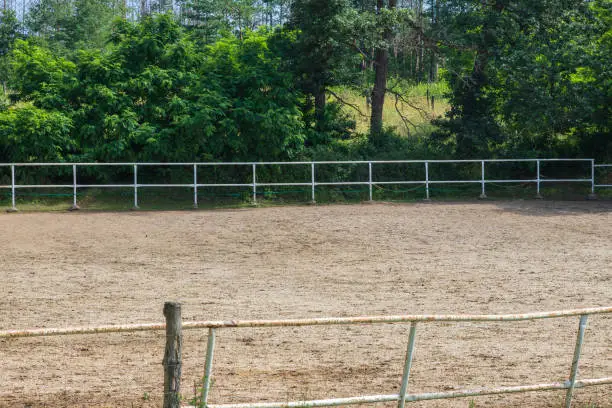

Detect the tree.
[
  {"left": 9, "top": 39, "right": 76, "bottom": 103},
  {"left": 0, "top": 105, "right": 73, "bottom": 162},
  {"left": 73, "top": 0, "right": 124, "bottom": 48},
  {"left": 0, "top": 9, "right": 20, "bottom": 96},
  {"left": 288, "top": 0, "right": 354, "bottom": 132},
  {"left": 182, "top": 0, "right": 230, "bottom": 43},
  {"left": 25, "top": 0, "right": 124, "bottom": 50},
  {"left": 25, "top": 0, "right": 74, "bottom": 48},
  {"left": 0, "top": 9, "right": 19, "bottom": 57},
  {"left": 431, "top": 0, "right": 610, "bottom": 159},
  {"left": 369, "top": 0, "right": 396, "bottom": 137}
]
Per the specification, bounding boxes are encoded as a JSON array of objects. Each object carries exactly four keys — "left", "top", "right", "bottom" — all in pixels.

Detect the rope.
[
  {"left": 258, "top": 189, "right": 310, "bottom": 195},
  {"left": 374, "top": 184, "right": 425, "bottom": 193},
  {"left": 2, "top": 191, "right": 74, "bottom": 198},
  {"left": 198, "top": 192, "right": 244, "bottom": 198},
  {"left": 429, "top": 185, "right": 480, "bottom": 193},
  {"left": 489, "top": 182, "right": 533, "bottom": 190}
]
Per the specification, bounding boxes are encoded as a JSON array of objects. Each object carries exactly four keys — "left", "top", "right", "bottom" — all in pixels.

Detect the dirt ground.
[{"left": 0, "top": 201, "right": 611, "bottom": 408}]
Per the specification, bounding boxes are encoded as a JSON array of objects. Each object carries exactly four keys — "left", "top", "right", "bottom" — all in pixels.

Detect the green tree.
[
  {"left": 0, "top": 9, "right": 21, "bottom": 97},
  {"left": 200, "top": 29, "right": 306, "bottom": 160},
  {"left": 9, "top": 13, "right": 306, "bottom": 162},
  {"left": 25, "top": 0, "right": 123, "bottom": 50},
  {"left": 432, "top": 0, "right": 610, "bottom": 160},
  {"left": 369, "top": 0, "right": 396, "bottom": 137},
  {"left": 25, "top": 0, "right": 74, "bottom": 48},
  {"left": 0, "top": 105, "right": 73, "bottom": 162},
  {"left": 287, "top": 0, "right": 357, "bottom": 137},
  {"left": 182, "top": 0, "right": 230, "bottom": 43},
  {"left": 9, "top": 39, "right": 76, "bottom": 103}
]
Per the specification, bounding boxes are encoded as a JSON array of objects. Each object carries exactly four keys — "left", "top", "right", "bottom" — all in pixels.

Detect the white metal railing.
[
  {"left": 1, "top": 306, "right": 611, "bottom": 408},
  {"left": 0, "top": 159, "right": 608, "bottom": 211}
]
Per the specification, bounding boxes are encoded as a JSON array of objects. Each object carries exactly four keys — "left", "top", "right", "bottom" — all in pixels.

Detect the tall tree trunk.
[
  {"left": 429, "top": 0, "right": 438, "bottom": 82},
  {"left": 140, "top": 0, "right": 148, "bottom": 17},
  {"left": 314, "top": 85, "right": 326, "bottom": 131},
  {"left": 370, "top": 0, "right": 396, "bottom": 137},
  {"left": 370, "top": 46, "right": 388, "bottom": 136}
]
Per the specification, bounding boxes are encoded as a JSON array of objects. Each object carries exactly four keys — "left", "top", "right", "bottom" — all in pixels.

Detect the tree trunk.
[
  {"left": 370, "top": 46, "right": 388, "bottom": 136},
  {"left": 314, "top": 85, "right": 326, "bottom": 131},
  {"left": 430, "top": 0, "right": 439, "bottom": 82},
  {"left": 370, "top": 0, "right": 396, "bottom": 137},
  {"left": 140, "top": 0, "right": 148, "bottom": 17}
]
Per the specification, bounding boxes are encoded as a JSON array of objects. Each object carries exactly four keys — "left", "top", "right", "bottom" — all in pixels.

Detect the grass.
[
  {"left": 0, "top": 188, "right": 254, "bottom": 212},
  {"left": 1, "top": 181, "right": 605, "bottom": 213},
  {"left": 330, "top": 82, "right": 450, "bottom": 137}
]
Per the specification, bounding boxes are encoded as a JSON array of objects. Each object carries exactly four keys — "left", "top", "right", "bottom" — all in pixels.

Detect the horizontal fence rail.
[
  {"left": 1, "top": 306, "right": 611, "bottom": 408},
  {"left": 0, "top": 158, "right": 609, "bottom": 210},
  {"left": 2, "top": 306, "right": 612, "bottom": 338}
]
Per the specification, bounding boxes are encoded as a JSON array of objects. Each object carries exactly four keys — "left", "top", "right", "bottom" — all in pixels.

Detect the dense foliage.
[{"left": 0, "top": 0, "right": 609, "bottom": 164}]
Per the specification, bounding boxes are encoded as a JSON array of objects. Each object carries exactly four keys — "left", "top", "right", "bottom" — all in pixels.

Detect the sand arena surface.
[{"left": 0, "top": 201, "right": 611, "bottom": 408}]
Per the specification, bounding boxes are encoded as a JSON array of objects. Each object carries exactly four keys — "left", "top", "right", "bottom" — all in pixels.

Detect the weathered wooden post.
[{"left": 163, "top": 302, "right": 182, "bottom": 408}]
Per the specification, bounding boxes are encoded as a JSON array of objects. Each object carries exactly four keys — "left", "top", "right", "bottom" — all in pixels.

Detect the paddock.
[{"left": 0, "top": 201, "right": 610, "bottom": 407}]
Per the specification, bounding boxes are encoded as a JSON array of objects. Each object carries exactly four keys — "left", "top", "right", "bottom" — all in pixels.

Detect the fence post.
[
  {"left": 163, "top": 302, "right": 182, "bottom": 408},
  {"left": 200, "top": 327, "right": 217, "bottom": 407},
  {"left": 424, "top": 161, "right": 430, "bottom": 201},
  {"left": 588, "top": 160, "right": 597, "bottom": 200},
  {"left": 193, "top": 164, "right": 198, "bottom": 209},
  {"left": 311, "top": 162, "right": 316, "bottom": 204},
  {"left": 8, "top": 164, "right": 17, "bottom": 212},
  {"left": 564, "top": 315, "right": 588, "bottom": 408},
  {"left": 368, "top": 162, "right": 373, "bottom": 202},
  {"left": 398, "top": 322, "right": 418, "bottom": 408},
  {"left": 133, "top": 164, "right": 139, "bottom": 209},
  {"left": 70, "top": 164, "right": 80, "bottom": 211},
  {"left": 536, "top": 160, "right": 543, "bottom": 199},
  {"left": 479, "top": 161, "right": 487, "bottom": 199},
  {"left": 252, "top": 163, "right": 257, "bottom": 204}
]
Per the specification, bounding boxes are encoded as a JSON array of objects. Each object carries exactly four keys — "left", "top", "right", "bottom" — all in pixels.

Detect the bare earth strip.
[{"left": 0, "top": 201, "right": 610, "bottom": 408}]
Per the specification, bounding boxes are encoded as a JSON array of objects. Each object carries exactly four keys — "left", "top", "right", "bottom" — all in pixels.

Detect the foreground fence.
[
  {"left": 1, "top": 304, "right": 611, "bottom": 408},
  {"left": 0, "top": 158, "right": 610, "bottom": 210}
]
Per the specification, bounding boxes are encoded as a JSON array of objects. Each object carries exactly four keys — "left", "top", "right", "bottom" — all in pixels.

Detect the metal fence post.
[
  {"left": 133, "top": 164, "right": 139, "bottom": 209},
  {"left": 8, "top": 164, "right": 17, "bottom": 212},
  {"left": 536, "top": 159, "right": 543, "bottom": 199},
  {"left": 311, "top": 162, "right": 316, "bottom": 204},
  {"left": 565, "top": 315, "right": 589, "bottom": 408},
  {"left": 424, "top": 161, "right": 430, "bottom": 200},
  {"left": 252, "top": 163, "right": 257, "bottom": 204},
  {"left": 368, "top": 162, "right": 373, "bottom": 202},
  {"left": 588, "top": 160, "right": 597, "bottom": 200},
  {"left": 193, "top": 164, "right": 198, "bottom": 209},
  {"left": 163, "top": 302, "right": 182, "bottom": 408},
  {"left": 479, "top": 161, "right": 487, "bottom": 199},
  {"left": 200, "top": 327, "right": 217, "bottom": 407},
  {"left": 70, "top": 164, "right": 80, "bottom": 211},
  {"left": 398, "top": 322, "right": 418, "bottom": 408}
]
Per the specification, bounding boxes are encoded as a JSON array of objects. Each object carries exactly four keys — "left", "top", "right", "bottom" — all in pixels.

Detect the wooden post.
[{"left": 163, "top": 302, "right": 182, "bottom": 408}]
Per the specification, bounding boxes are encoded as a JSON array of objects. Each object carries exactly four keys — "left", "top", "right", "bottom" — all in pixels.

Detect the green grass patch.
[
  {"left": 331, "top": 82, "right": 450, "bottom": 137},
  {"left": 1, "top": 181, "right": 606, "bottom": 213}
]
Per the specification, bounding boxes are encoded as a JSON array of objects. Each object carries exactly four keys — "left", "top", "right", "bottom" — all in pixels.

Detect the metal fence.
[
  {"left": 594, "top": 164, "right": 612, "bottom": 189},
  {"left": 0, "top": 158, "right": 609, "bottom": 211},
  {"left": 1, "top": 306, "right": 611, "bottom": 408}
]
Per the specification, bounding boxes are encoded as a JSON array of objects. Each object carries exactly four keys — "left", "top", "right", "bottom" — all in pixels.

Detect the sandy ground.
[{"left": 0, "top": 201, "right": 611, "bottom": 408}]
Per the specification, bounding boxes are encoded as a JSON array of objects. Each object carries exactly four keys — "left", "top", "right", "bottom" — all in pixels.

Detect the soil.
[{"left": 0, "top": 201, "right": 611, "bottom": 408}]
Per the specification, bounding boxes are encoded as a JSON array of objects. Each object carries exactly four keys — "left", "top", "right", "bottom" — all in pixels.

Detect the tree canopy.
[{"left": 0, "top": 0, "right": 609, "bottom": 164}]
